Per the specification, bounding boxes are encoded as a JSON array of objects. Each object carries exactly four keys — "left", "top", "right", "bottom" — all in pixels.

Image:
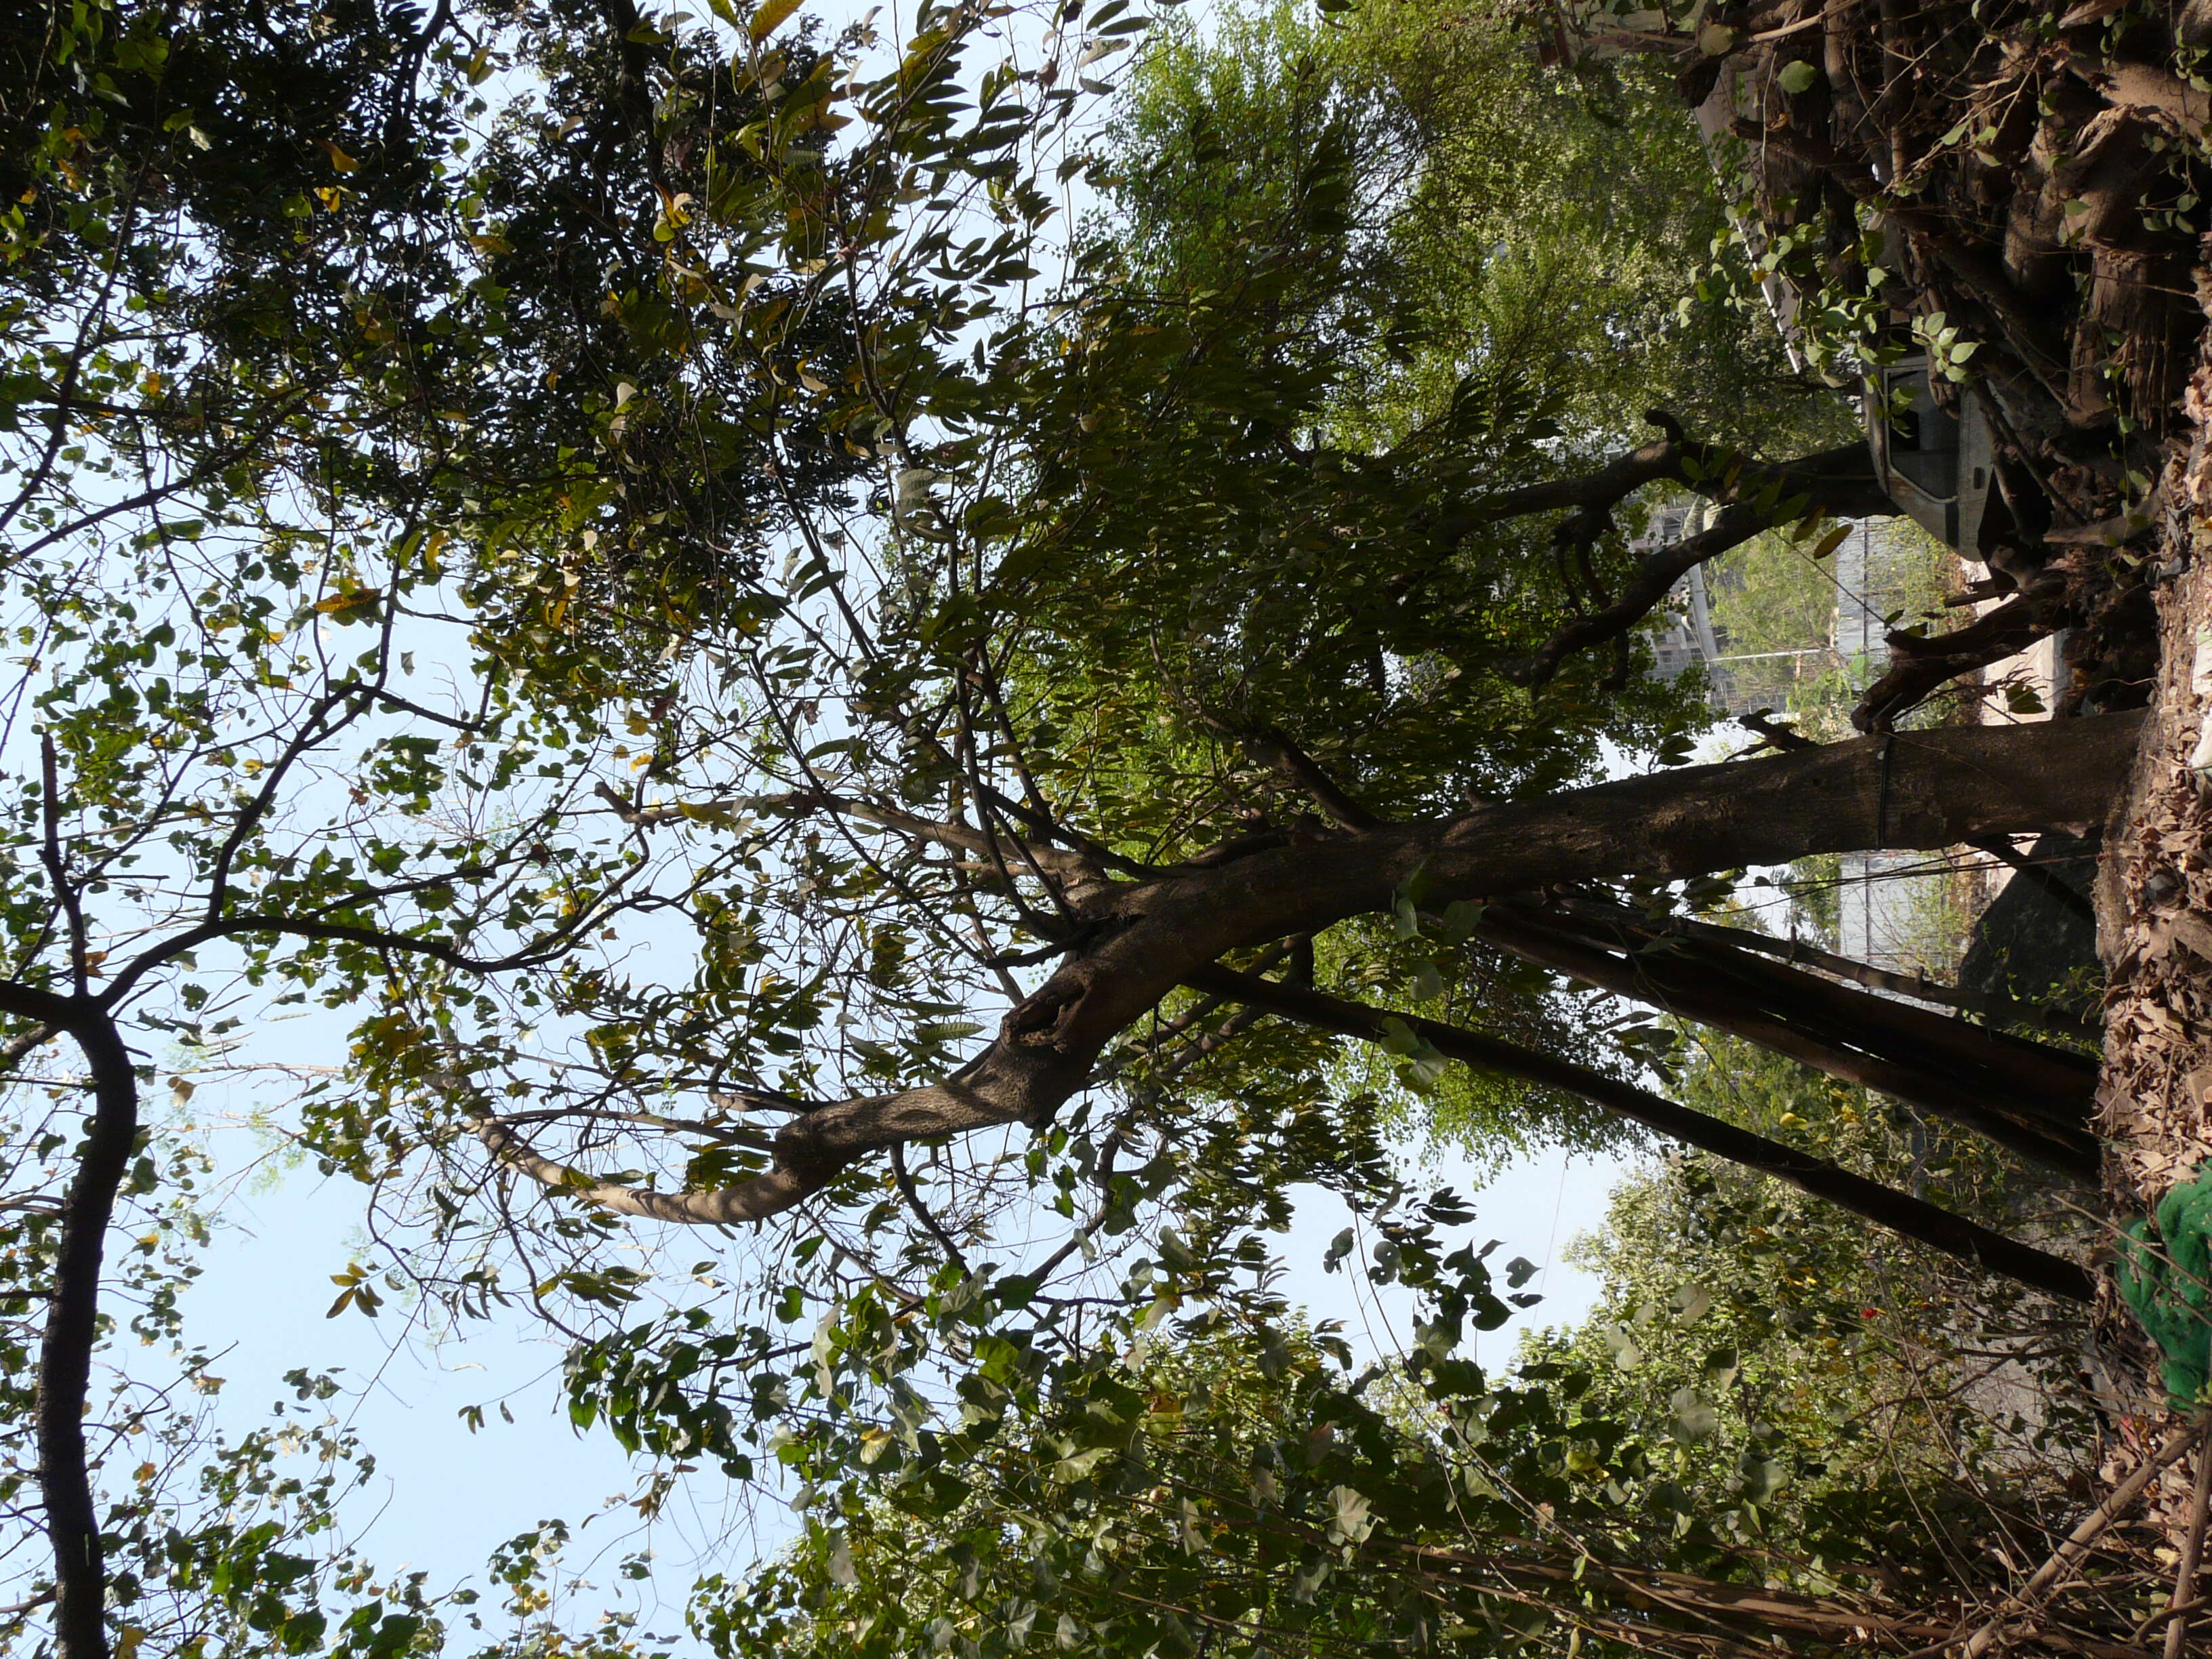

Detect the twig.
[
  {"left": 2131, "top": 1599, "right": 2205, "bottom": 1644},
  {"left": 2163, "top": 1417, "right": 2212, "bottom": 1659},
  {"left": 1960, "top": 1420, "right": 2207, "bottom": 1658},
  {"left": 890, "top": 1143, "right": 970, "bottom": 1275}
]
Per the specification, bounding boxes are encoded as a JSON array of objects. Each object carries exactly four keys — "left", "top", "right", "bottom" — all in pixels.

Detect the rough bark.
[
  {"left": 2095, "top": 344, "right": 2212, "bottom": 1209},
  {"left": 1551, "top": 2, "right": 2212, "bottom": 733},
  {"left": 1431, "top": 430, "right": 1893, "bottom": 544}
]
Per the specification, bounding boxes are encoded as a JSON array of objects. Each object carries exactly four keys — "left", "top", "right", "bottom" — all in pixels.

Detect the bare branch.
[
  {"left": 594, "top": 782, "right": 1113, "bottom": 896},
  {"left": 1513, "top": 504, "right": 1769, "bottom": 687},
  {"left": 1853, "top": 590, "right": 2070, "bottom": 733},
  {"left": 1961, "top": 1420, "right": 2208, "bottom": 1658},
  {"left": 1208, "top": 721, "right": 1385, "bottom": 832},
  {"left": 890, "top": 1144, "right": 971, "bottom": 1273}
]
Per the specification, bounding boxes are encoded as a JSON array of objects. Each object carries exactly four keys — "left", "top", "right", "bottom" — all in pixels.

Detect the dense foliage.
[{"left": 0, "top": 0, "right": 2179, "bottom": 1654}]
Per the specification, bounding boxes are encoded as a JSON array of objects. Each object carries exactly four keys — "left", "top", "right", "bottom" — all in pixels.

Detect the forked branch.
[{"left": 474, "top": 716, "right": 2141, "bottom": 1238}]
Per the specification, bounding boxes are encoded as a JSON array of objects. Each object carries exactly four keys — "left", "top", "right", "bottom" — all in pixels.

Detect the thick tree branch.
[
  {"left": 0, "top": 982, "right": 142, "bottom": 1659},
  {"left": 1430, "top": 425, "right": 1891, "bottom": 548},
  {"left": 1431, "top": 428, "right": 1683, "bottom": 540},
  {"left": 1853, "top": 591, "right": 2072, "bottom": 733},
  {"left": 0, "top": 1022, "right": 54, "bottom": 1075},
  {"left": 1565, "top": 893, "right": 2104, "bottom": 1097},
  {"left": 1445, "top": 426, "right": 1898, "bottom": 687},
  {"left": 1513, "top": 504, "right": 1769, "bottom": 687},
  {"left": 1473, "top": 902, "right": 2099, "bottom": 1174},
  {"left": 476, "top": 715, "right": 2142, "bottom": 1232},
  {"left": 1650, "top": 913, "right": 2102, "bottom": 1040},
  {"left": 1187, "top": 964, "right": 2092, "bottom": 1302}
]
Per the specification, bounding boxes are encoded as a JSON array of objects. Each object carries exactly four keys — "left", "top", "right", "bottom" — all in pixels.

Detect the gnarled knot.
[{"left": 1002, "top": 968, "right": 1097, "bottom": 1050}]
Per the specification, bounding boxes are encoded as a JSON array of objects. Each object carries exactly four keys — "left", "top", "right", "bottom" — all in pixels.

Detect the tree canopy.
[{"left": 0, "top": 0, "right": 2200, "bottom": 1654}]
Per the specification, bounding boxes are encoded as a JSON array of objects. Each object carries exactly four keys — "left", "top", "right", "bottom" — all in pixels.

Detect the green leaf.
[{"left": 1668, "top": 1387, "right": 1720, "bottom": 1439}]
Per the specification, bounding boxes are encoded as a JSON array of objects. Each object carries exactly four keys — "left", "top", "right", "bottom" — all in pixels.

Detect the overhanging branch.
[
  {"left": 468, "top": 714, "right": 2143, "bottom": 1235},
  {"left": 1185, "top": 964, "right": 2093, "bottom": 1303}
]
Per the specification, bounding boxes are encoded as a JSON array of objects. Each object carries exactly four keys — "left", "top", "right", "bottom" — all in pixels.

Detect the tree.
[
  {"left": 0, "top": 0, "right": 2192, "bottom": 1651},
  {"left": 704, "top": 1223, "right": 2126, "bottom": 1659}
]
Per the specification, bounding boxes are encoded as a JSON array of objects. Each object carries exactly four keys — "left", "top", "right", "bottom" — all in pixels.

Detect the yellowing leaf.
[
  {"left": 321, "top": 139, "right": 359, "bottom": 172},
  {"left": 750, "top": 0, "right": 802, "bottom": 42},
  {"left": 314, "top": 586, "right": 381, "bottom": 616}
]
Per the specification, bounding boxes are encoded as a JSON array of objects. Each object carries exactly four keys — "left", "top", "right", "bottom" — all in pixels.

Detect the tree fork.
[
  {"left": 1185, "top": 964, "right": 2095, "bottom": 1305},
  {"left": 485, "top": 713, "right": 2145, "bottom": 1231},
  {"left": 1853, "top": 590, "right": 2075, "bottom": 734}
]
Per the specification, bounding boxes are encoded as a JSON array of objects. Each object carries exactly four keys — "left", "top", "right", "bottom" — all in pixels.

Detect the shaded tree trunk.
[{"left": 0, "top": 983, "right": 135, "bottom": 1659}]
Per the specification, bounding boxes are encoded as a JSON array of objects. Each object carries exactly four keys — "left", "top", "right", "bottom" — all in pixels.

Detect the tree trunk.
[{"left": 35, "top": 1010, "right": 133, "bottom": 1659}]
